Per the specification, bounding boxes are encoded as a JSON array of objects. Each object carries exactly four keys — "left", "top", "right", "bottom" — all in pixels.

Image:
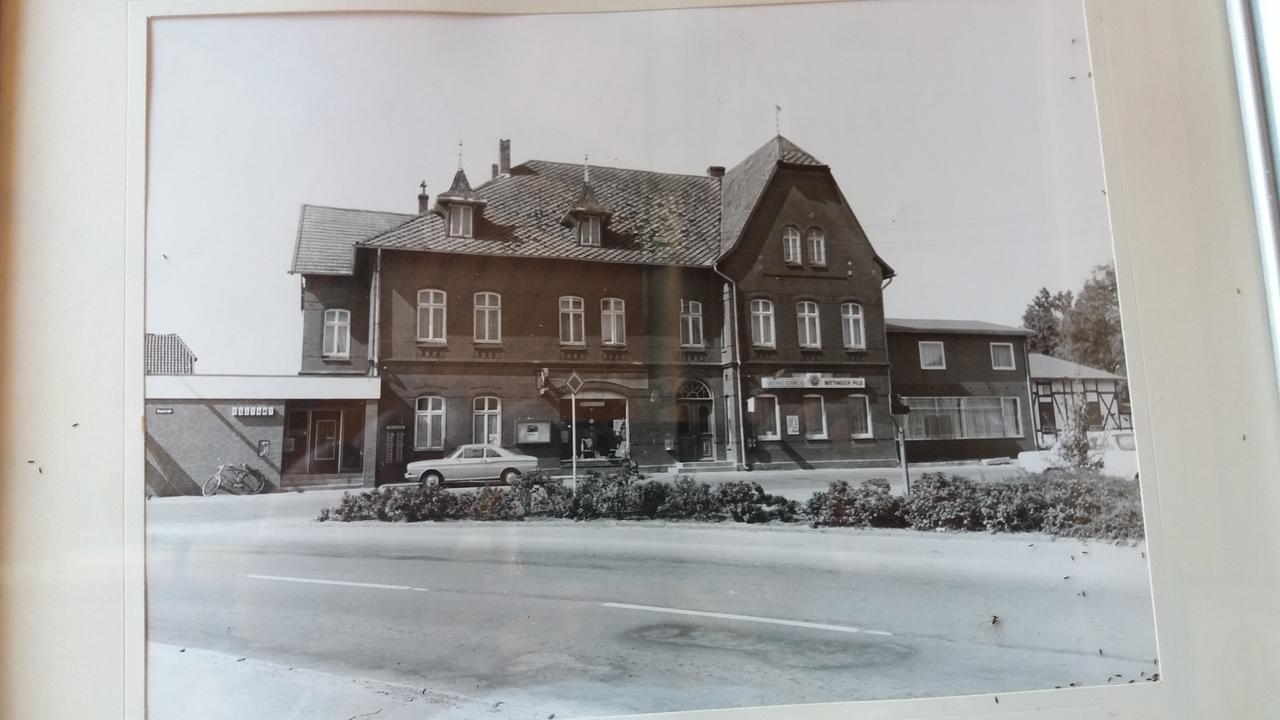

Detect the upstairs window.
[
  {"left": 797, "top": 301, "right": 822, "bottom": 349},
  {"left": 578, "top": 215, "right": 602, "bottom": 246},
  {"left": 448, "top": 204, "right": 474, "bottom": 238},
  {"left": 416, "top": 289, "right": 447, "bottom": 342},
  {"left": 559, "top": 296, "right": 585, "bottom": 345},
  {"left": 750, "top": 299, "right": 776, "bottom": 348},
  {"left": 919, "top": 340, "right": 946, "bottom": 369},
  {"left": 840, "top": 302, "right": 865, "bottom": 349},
  {"left": 473, "top": 292, "right": 501, "bottom": 343},
  {"left": 601, "top": 298, "right": 626, "bottom": 346},
  {"left": 807, "top": 227, "right": 827, "bottom": 266},
  {"left": 322, "top": 308, "right": 351, "bottom": 359},
  {"left": 680, "top": 299, "right": 704, "bottom": 347},
  {"left": 414, "top": 396, "right": 445, "bottom": 450},
  {"left": 782, "top": 226, "right": 802, "bottom": 264},
  {"left": 990, "top": 342, "right": 1016, "bottom": 370}
]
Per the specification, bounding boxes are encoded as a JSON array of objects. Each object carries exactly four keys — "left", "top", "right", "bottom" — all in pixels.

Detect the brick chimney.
[
  {"left": 499, "top": 139, "right": 511, "bottom": 175},
  {"left": 707, "top": 166, "right": 725, "bottom": 178},
  {"left": 491, "top": 163, "right": 499, "bottom": 179},
  {"left": 417, "top": 180, "right": 430, "bottom": 214}
]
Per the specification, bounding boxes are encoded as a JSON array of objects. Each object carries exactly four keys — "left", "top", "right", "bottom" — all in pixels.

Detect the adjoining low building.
[
  {"left": 885, "top": 319, "right": 1037, "bottom": 464},
  {"left": 1028, "top": 353, "right": 1130, "bottom": 448},
  {"left": 144, "top": 374, "right": 380, "bottom": 496}
]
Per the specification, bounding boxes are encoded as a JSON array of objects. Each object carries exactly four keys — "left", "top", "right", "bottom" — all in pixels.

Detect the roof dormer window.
[
  {"left": 578, "top": 215, "right": 602, "bottom": 247},
  {"left": 449, "top": 204, "right": 474, "bottom": 238}
]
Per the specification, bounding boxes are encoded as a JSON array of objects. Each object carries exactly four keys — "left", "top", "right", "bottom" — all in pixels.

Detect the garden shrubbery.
[{"left": 317, "top": 468, "right": 1144, "bottom": 540}]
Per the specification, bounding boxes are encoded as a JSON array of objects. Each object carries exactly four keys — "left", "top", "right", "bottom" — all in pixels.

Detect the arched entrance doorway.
[{"left": 675, "top": 380, "right": 714, "bottom": 462}]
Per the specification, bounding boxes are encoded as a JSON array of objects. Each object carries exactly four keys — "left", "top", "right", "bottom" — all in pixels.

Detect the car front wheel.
[{"left": 420, "top": 471, "right": 443, "bottom": 488}]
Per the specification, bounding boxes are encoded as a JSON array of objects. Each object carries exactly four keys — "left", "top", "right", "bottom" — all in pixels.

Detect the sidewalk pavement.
[{"left": 149, "top": 643, "right": 552, "bottom": 720}]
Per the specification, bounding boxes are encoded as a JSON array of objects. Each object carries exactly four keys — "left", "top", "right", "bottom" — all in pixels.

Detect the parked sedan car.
[
  {"left": 404, "top": 444, "right": 540, "bottom": 486},
  {"left": 1017, "top": 430, "right": 1140, "bottom": 480}
]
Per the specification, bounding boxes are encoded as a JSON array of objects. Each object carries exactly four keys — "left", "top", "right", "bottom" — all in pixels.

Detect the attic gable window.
[
  {"left": 578, "top": 215, "right": 602, "bottom": 247},
  {"left": 448, "top": 204, "right": 474, "bottom": 238}
]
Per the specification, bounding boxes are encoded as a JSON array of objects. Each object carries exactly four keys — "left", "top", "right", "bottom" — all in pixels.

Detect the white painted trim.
[{"left": 990, "top": 341, "right": 1017, "bottom": 370}]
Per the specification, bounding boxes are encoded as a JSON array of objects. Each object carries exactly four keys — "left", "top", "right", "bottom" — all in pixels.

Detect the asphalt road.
[{"left": 146, "top": 492, "right": 1158, "bottom": 718}]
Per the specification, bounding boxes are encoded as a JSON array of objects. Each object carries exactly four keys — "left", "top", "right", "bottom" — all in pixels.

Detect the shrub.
[
  {"left": 714, "top": 481, "right": 800, "bottom": 524},
  {"left": 508, "top": 471, "right": 573, "bottom": 518},
  {"left": 1040, "top": 475, "right": 1144, "bottom": 540},
  {"left": 902, "top": 473, "right": 985, "bottom": 531},
  {"left": 467, "top": 487, "right": 524, "bottom": 521},
  {"left": 978, "top": 482, "right": 1049, "bottom": 533},
  {"left": 657, "top": 476, "right": 718, "bottom": 519},
  {"left": 630, "top": 480, "right": 670, "bottom": 518},
  {"left": 806, "top": 479, "right": 905, "bottom": 528}
]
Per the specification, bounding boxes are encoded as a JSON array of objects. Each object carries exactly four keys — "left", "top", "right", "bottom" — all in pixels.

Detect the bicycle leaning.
[{"left": 202, "top": 463, "right": 266, "bottom": 496}]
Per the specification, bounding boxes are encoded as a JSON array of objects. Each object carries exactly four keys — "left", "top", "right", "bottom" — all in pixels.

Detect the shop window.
[
  {"left": 803, "top": 394, "right": 827, "bottom": 440},
  {"left": 753, "top": 395, "right": 780, "bottom": 440},
  {"left": 848, "top": 395, "right": 872, "bottom": 438},
  {"left": 904, "top": 397, "right": 1023, "bottom": 439}
]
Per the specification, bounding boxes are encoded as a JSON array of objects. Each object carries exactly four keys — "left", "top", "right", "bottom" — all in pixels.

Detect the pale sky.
[{"left": 146, "top": 0, "right": 1112, "bottom": 374}]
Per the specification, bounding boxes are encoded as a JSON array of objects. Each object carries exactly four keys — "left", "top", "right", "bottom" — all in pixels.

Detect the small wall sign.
[
  {"left": 154, "top": 407, "right": 174, "bottom": 415},
  {"left": 786, "top": 415, "right": 801, "bottom": 435},
  {"left": 762, "top": 374, "right": 866, "bottom": 389}
]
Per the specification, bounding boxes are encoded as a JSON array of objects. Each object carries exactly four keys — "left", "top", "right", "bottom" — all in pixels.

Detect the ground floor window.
[
  {"left": 473, "top": 396, "right": 501, "bottom": 444},
  {"left": 752, "top": 395, "right": 780, "bottom": 440},
  {"left": 905, "top": 396, "right": 1023, "bottom": 440},
  {"left": 848, "top": 394, "right": 872, "bottom": 438},
  {"left": 802, "top": 394, "right": 827, "bottom": 440},
  {"left": 414, "top": 396, "right": 445, "bottom": 450}
]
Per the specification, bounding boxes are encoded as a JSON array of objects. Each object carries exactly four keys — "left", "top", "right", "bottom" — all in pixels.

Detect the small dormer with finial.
[
  {"left": 561, "top": 154, "right": 612, "bottom": 247},
  {"left": 435, "top": 140, "right": 487, "bottom": 238}
]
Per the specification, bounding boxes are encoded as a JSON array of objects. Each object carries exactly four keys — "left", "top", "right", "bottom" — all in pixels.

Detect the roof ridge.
[
  {"left": 301, "top": 202, "right": 415, "bottom": 217},
  {"left": 524, "top": 159, "right": 715, "bottom": 181}
]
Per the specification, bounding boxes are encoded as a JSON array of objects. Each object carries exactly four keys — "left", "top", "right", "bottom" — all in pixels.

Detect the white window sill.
[
  {"left": 560, "top": 342, "right": 587, "bottom": 348},
  {"left": 804, "top": 434, "right": 829, "bottom": 441}
]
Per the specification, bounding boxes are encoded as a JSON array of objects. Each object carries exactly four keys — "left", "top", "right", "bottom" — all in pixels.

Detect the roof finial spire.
[
  {"left": 583, "top": 153, "right": 590, "bottom": 184},
  {"left": 457, "top": 139, "right": 464, "bottom": 170},
  {"left": 419, "top": 180, "right": 427, "bottom": 194},
  {"left": 775, "top": 104, "right": 782, "bottom": 136}
]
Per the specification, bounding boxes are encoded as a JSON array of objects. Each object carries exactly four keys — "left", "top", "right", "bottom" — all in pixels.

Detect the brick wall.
[{"left": 144, "top": 400, "right": 284, "bottom": 496}]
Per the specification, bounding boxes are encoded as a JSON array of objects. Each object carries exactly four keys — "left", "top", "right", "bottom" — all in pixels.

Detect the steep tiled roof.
[
  {"left": 720, "top": 135, "right": 823, "bottom": 252},
  {"left": 1028, "top": 353, "right": 1123, "bottom": 381},
  {"left": 290, "top": 205, "right": 415, "bottom": 275},
  {"left": 289, "top": 135, "right": 888, "bottom": 274},
  {"left": 885, "top": 318, "right": 1031, "bottom": 336},
  {"left": 145, "top": 333, "right": 197, "bottom": 375},
  {"left": 363, "top": 160, "right": 722, "bottom": 267}
]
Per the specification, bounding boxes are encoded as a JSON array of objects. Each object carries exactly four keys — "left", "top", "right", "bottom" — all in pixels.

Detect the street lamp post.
[{"left": 891, "top": 393, "right": 911, "bottom": 496}]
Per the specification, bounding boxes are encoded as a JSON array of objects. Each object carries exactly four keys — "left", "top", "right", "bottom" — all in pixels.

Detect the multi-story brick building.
[{"left": 290, "top": 136, "right": 908, "bottom": 482}]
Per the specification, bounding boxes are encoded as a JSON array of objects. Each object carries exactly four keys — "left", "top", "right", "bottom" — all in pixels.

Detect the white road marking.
[
  {"left": 601, "top": 602, "right": 893, "bottom": 637},
  {"left": 246, "top": 574, "right": 428, "bottom": 592}
]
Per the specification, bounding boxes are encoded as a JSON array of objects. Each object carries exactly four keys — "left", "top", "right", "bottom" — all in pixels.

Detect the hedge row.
[{"left": 317, "top": 470, "right": 1144, "bottom": 540}]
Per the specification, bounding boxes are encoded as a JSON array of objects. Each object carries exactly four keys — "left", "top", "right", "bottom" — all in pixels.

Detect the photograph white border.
[{"left": 5, "top": 0, "right": 1278, "bottom": 718}]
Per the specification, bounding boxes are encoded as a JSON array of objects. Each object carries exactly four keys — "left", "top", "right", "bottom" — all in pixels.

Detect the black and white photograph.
[{"left": 141, "top": 2, "right": 1158, "bottom": 717}]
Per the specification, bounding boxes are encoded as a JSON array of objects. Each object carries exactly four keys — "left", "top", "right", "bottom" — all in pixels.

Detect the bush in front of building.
[
  {"left": 508, "top": 471, "right": 574, "bottom": 518},
  {"left": 805, "top": 479, "right": 905, "bottom": 528},
  {"left": 655, "top": 476, "right": 719, "bottom": 519},
  {"left": 1039, "top": 475, "right": 1145, "bottom": 540},
  {"left": 714, "top": 481, "right": 800, "bottom": 524},
  {"left": 902, "top": 473, "right": 987, "bottom": 531}
]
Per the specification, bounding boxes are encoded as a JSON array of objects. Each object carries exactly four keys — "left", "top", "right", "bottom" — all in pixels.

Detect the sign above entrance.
[
  {"left": 564, "top": 371, "right": 585, "bottom": 395},
  {"left": 761, "top": 374, "right": 866, "bottom": 389}
]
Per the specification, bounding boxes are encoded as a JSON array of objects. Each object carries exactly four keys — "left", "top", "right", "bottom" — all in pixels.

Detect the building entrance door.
[
  {"left": 675, "top": 380, "right": 714, "bottom": 462},
  {"left": 309, "top": 410, "right": 342, "bottom": 474}
]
